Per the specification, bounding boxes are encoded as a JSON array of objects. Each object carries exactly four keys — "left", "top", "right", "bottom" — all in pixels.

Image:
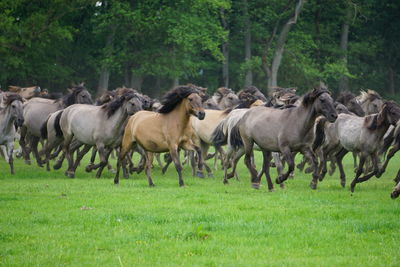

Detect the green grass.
[{"left": 1, "top": 152, "right": 400, "bottom": 266}]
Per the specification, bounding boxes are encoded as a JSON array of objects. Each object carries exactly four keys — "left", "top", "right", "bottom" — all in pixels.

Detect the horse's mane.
[
  {"left": 213, "top": 87, "right": 234, "bottom": 103},
  {"left": 336, "top": 91, "right": 356, "bottom": 105},
  {"left": 238, "top": 86, "right": 266, "bottom": 100},
  {"left": 101, "top": 92, "right": 138, "bottom": 118},
  {"left": 302, "top": 86, "right": 331, "bottom": 107},
  {"left": 358, "top": 89, "right": 382, "bottom": 103},
  {"left": 3, "top": 92, "right": 23, "bottom": 105},
  {"left": 96, "top": 91, "right": 116, "bottom": 106},
  {"left": 62, "top": 85, "right": 87, "bottom": 106},
  {"left": 365, "top": 101, "right": 399, "bottom": 130},
  {"left": 158, "top": 86, "right": 198, "bottom": 114}
]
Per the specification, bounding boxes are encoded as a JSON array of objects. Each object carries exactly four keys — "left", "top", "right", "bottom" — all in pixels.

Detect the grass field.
[{"left": 1, "top": 152, "right": 400, "bottom": 266}]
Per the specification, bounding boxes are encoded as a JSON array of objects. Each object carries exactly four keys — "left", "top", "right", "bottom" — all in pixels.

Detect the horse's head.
[
  {"left": 359, "top": 89, "right": 383, "bottom": 115},
  {"left": 2, "top": 93, "right": 24, "bottom": 126},
  {"left": 75, "top": 86, "right": 93, "bottom": 104},
  {"left": 378, "top": 101, "right": 400, "bottom": 126},
  {"left": 222, "top": 92, "right": 239, "bottom": 109},
  {"left": 334, "top": 102, "right": 351, "bottom": 114},
  {"left": 348, "top": 98, "right": 365, "bottom": 116},
  {"left": 203, "top": 97, "right": 220, "bottom": 110},
  {"left": 125, "top": 94, "right": 143, "bottom": 115},
  {"left": 186, "top": 93, "right": 205, "bottom": 120},
  {"left": 8, "top": 86, "right": 41, "bottom": 99},
  {"left": 304, "top": 87, "right": 337, "bottom": 122}
]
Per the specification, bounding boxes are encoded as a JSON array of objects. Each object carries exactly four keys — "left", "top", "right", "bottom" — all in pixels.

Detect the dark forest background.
[{"left": 1, "top": 0, "right": 399, "bottom": 99}]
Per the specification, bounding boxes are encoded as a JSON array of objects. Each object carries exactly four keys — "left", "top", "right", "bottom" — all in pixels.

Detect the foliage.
[{"left": 0, "top": 0, "right": 399, "bottom": 97}]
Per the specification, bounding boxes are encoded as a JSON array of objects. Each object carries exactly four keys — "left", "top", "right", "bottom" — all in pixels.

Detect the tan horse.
[
  {"left": 114, "top": 85, "right": 205, "bottom": 187},
  {"left": 8, "top": 85, "right": 41, "bottom": 99}
]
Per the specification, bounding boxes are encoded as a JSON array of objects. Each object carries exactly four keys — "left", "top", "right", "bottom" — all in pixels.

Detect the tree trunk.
[
  {"left": 338, "top": 3, "right": 352, "bottom": 92},
  {"left": 388, "top": 66, "right": 396, "bottom": 95},
  {"left": 221, "top": 8, "right": 229, "bottom": 87},
  {"left": 269, "top": 0, "right": 304, "bottom": 89},
  {"left": 130, "top": 73, "right": 143, "bottom": 91},
  {"left": 243, "top": 0, "right": 252, "bottom": 87},
  {"left": 97, "top": 24, "right": 116, "bottom": 96}
]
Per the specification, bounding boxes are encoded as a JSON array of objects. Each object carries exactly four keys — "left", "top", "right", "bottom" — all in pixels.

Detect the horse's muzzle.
[
  {"left": 16, "top": 118, "right": 24, "bottom": 127},
  {"left": 197, "top": 111, "right": 205, "bottom": 120},
  {"left": 328, "top": 113, "right": 338, "bottom": 122}
]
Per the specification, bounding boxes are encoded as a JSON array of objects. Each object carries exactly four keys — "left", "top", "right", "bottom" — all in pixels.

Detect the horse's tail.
[
  {"left": 230, "top": 123, "right": 243, "bottom": 150},
  {"left": 40, "top": 116, "right": 49, "bottom": 139},
  {"left": 381, "top": 126, "right": 395, "bottom": 155},
  {"left": 313, "top": 117, "right": 327, "bottom": 151},
  {"left": 54, "top": 111, "right": 63, "bottom": 137},
  {"left": 211, "top": 120, "right": 226, "bottom": 149}
]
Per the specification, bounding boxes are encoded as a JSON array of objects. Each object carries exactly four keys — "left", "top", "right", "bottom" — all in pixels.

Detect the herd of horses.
[{"left": 1, "top": 83, "right": 400, "bottom": 198}]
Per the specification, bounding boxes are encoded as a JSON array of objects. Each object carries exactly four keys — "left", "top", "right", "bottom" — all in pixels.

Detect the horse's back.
[
  {"left": 336, "top": 113, "right": 364, "bottom": 151},
  {"left": 191, "top": 109, "right": 226, "bottom": 143}
]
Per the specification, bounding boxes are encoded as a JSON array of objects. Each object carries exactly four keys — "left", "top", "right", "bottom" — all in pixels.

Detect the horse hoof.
[
  {"left": 149, "top": 183, "right": 156, "bottom": 187},
  {"left": 251, "top": 183, "right": 260, "bottom": 189},
  {"left": 85, "top": 165, "right": 93, "bottom": 172},
  {"left": 350, "top": 183, "right": 356, "bottom": 193},
  {"left": 309, "top": 182, "right": 317, "bottom": 190},
  {"left": 208, "top": 173, "right": 214, "bottom": 178},
  {"left": 268, "top": 188, "right": 275, "bottom": 192},
  {"left": 53, "top": 163, "right": 62, "bottom": 170},
  {"left": 196, "top": 171, "right": 205, "bottom": 178},
  {"left": 275, "top": 177, "right": 282, "bottom": 184},
  {"left": 340, "top": 181, "right": 346, "bottom": 188},
  {"left": 391, "top": 191, "right": 399, "bottom": 199},
  {"left": 279, "top": 183, "right": 285, "bottom": 189},
  {"left": 305, "top": 167, "right": 313, "bottom": 174},
  {"left": 25, "top": 160, "right": 31, "bottom": 165},
  {"left": 223, "top": 179, "right": 229, "bottom": 185},
  {"left": 65, "top": 171, "right": 75, "bottom": 178}
]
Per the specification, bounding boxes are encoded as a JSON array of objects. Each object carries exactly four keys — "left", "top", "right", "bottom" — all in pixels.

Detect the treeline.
[{"left": 1, "top": 0, "right": 399, "bottom": 98}]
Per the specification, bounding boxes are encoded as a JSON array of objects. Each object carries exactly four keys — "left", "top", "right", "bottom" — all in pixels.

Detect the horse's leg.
[
  {"left": 30, "top": 136, "right": 43, "bottom": 167},
  {"left": 53, "top": 151, "right": 65, "bottom": 170},
  {"left": 182, "top": 141, "right": 205, "bottom": 178},
  {"left": 349, "top": 154, "right": 367, "bottom": 193},
  {"left": 228, "top": 148, "right": 245, "bottom": 181},
  {"left": 114, "top": 132, "right": 134, "bottom": 184},
  {"left": 144, "top": 152, "right": 155, "bottom": 186},
  {"left": 155, "top": 153, "right": 164, "bottom": 169},
  {"left": 380, "top": 145, "right": 399, "bottom": 175},
  {"left": 19, "top": 126, "right": 31, "bottom": 164},
  {"left": 85, "top": 147, "right": 97, "bottom": 172},
  {"left": 391, "top": 180, "right": 400, "bottom": 199},
  {"left": 96, "top": 148, "right": 112, "bottom": 178},
  {"left": 161, "top": 153, "right": 173, "bottom": 174},
  {"left": 296, "top": 157, "right": 307, "bottom": 172},
  {"left": 241, "top": 136, "right": 258, "bottom": 189},
  {"left": 328, "top": 154, "right": 337, "bottom": 176},
  {"left": 222, "top": 146, "right": 235, "bottom": 184},
  {"left": 169, "top": 146, "right": 185, "bottom": 187},
  {"left": 71, "top": 144, "right": 92, "bottom": 174},
  {"left": 303, "top": 148, "right": 319, "bottom": 190},
  {"left": 394, "top": 168, "right": 400, "bottom": 184},
  {"left": 351, "top": 154, "right": 380, "bottom": 192},
  {"left": 352, "top": 152, "right": 358, "bottom": 169},
  {"left": 276, "top": 146, "right": 294, "bottom": 184},
  {"left": 189, "top": 151, "right": 197, "bottom": 176},
  {"left": 63, "top": 136, "right": 75, "bottom": 178},
  {"left": 261, "top": 151, "right": 274, "bottom": 191},
  {"left": 272, "top": 152, "right": 284, "bottom": 179},
  {"left": 6, "top": 142, "right": 14, "bottom": 174},
  {"left": 200, "top": 142, "right": 213, "bottom": 177},
  {"left": 335, "top": 148, "right": 348, "bottom": 188}
]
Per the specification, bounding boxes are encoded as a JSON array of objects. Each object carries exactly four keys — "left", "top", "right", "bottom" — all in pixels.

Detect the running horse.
[{"left": 114, "top": 85, "right": 206, "bottom": 187}]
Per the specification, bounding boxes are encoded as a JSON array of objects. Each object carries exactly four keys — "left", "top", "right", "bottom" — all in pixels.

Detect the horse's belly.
[{"left": 139, "top": 140, "right": 169, "bottom": 153}]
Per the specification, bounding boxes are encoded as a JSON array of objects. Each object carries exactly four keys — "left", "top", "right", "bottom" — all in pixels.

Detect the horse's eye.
[{"left": 320, "top": 98, "right": 325, "bottom": 103}]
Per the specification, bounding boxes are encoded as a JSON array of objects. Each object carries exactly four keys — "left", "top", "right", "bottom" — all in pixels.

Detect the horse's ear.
[
  {"left": 67, "top": 88, "right": 73, "bottom": 93},
  {"left": 79, "top": 82, "right": 85, "bottom": 87}
]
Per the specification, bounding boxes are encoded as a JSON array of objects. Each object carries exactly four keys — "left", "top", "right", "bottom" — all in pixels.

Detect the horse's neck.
[
  {"left": 166, "top": 101, "right": 191, "bottom": 134},
  {"left": 0, "top": 108, "right": 15, "bottom": 135},
  {"left": 104, "top": 107, "right": 129, "bottom": 135},
  {"left": 296, "top": 104, "right": 318, "bottom": 137}
]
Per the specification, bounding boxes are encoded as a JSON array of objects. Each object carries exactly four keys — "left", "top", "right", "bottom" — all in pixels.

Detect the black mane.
[
  {"left": 158, "top": 86, "right": 198, "bottom": 114},
  {"left": 101, "top": 92, "right": 137, "bottom": 118},
  {"left": 302, "top": 86, "right": 331, "bottom": 107},
  {"left": 336, "top": 91, "right": 356, "bottom": 105},
  {"left": 62, "top": 85, "right": 87, "bottom": 106}
]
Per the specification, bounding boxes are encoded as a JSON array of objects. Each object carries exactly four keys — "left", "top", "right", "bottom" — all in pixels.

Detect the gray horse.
[
  {"left": 58, "top": 92, "right": 142, "bottom": 178},
  {"left": 0, "top": 93, "right": 24, "bottom": 174},
  {"left": 230, "top": 86, "right": 337, "bottom": 190},
  {"left": 336, "top": 91, "right": 365, "bottom": 116},
  {"left": 314, "top": 101, "right": 400, "bottom": 192},
  {"left": 212, "top": 87, "right": 240, "bottom": 109},
  {"left": 20, "top": 84, "right": 93, "bottom": 166},
  {"left": 357, "top": 89, "right": 384, "bottom": 115}
]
